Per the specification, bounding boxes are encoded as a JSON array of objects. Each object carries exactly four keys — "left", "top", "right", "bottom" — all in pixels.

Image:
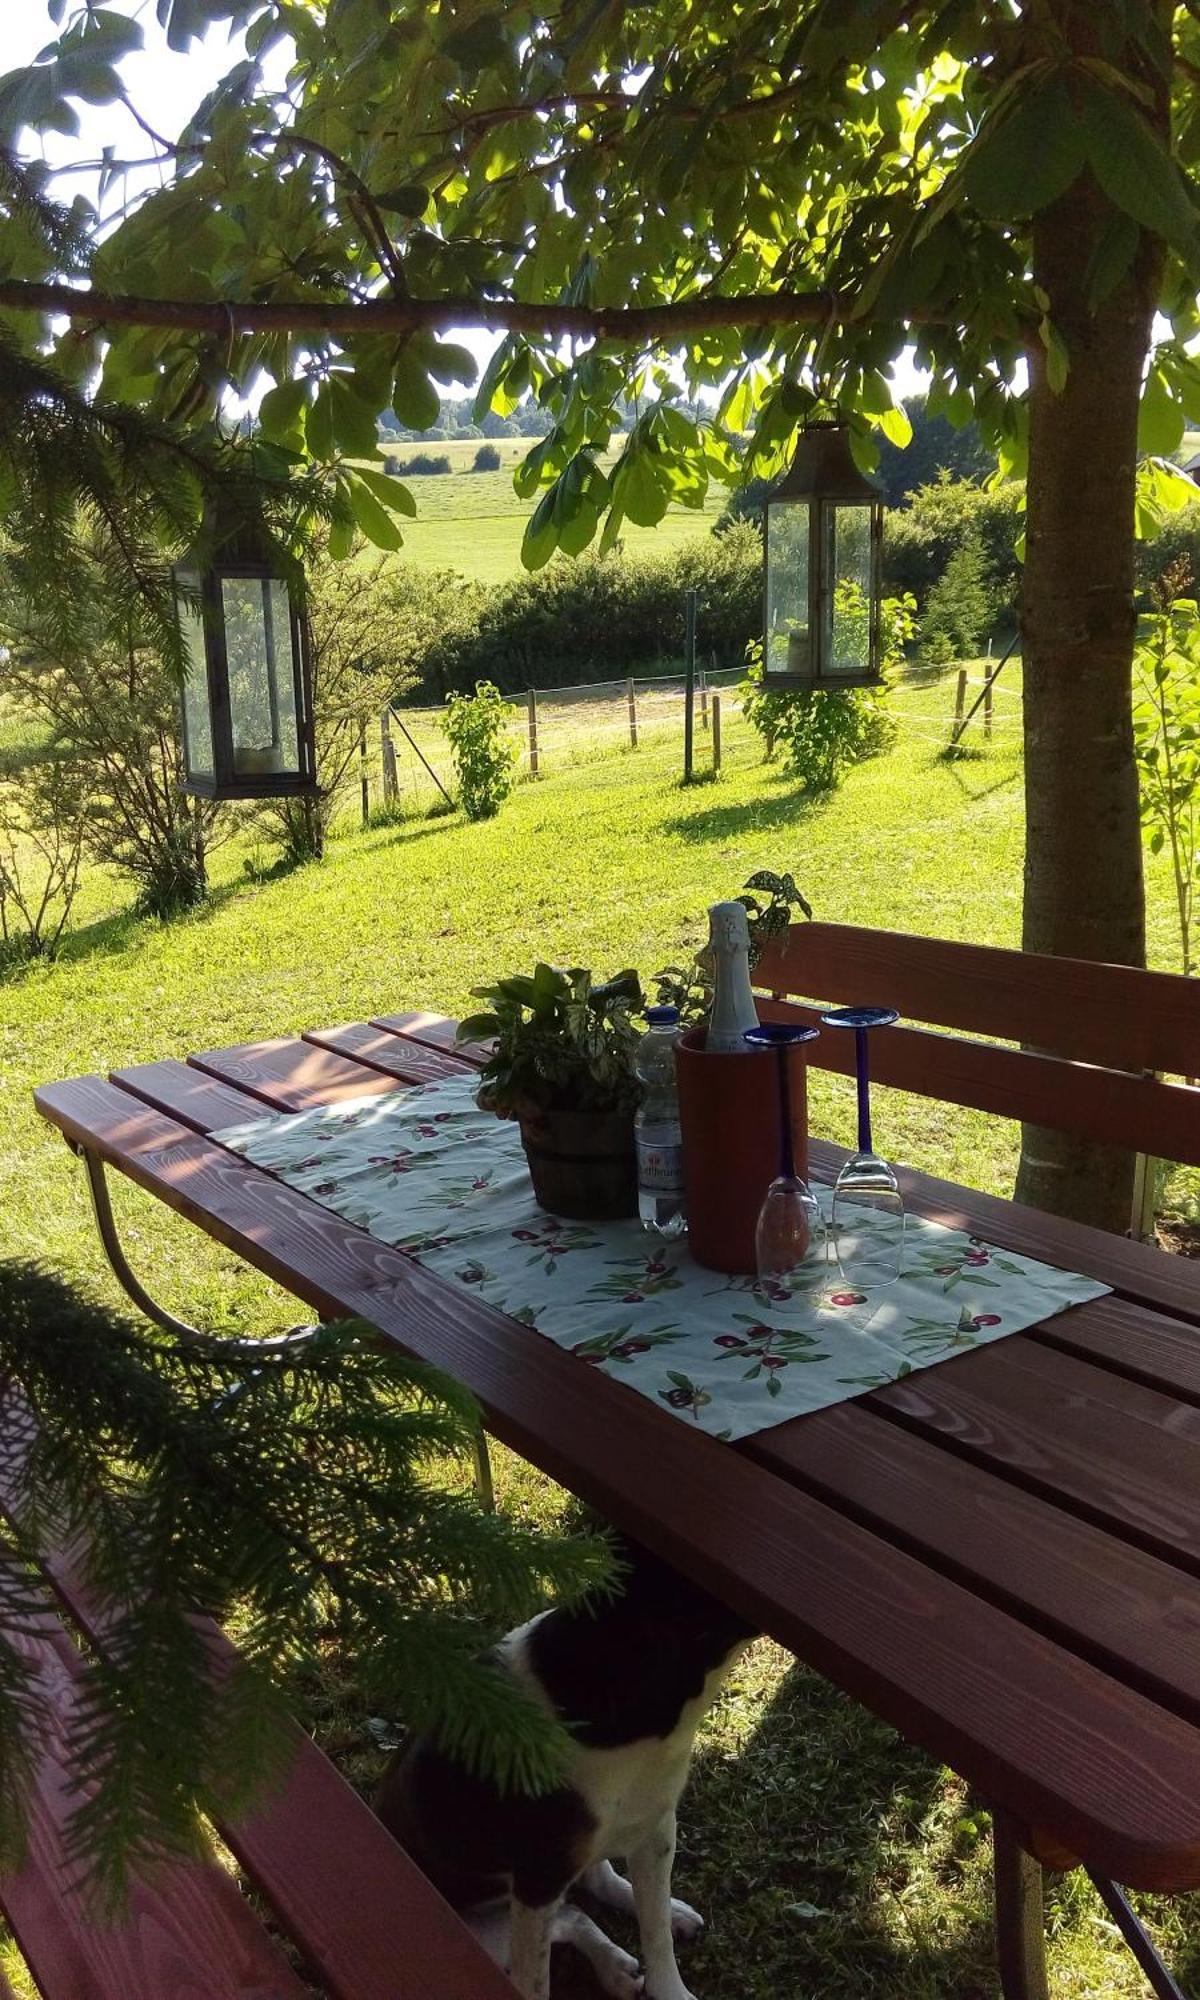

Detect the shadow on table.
[{"left": 553, "top": 1652, "right": 999, "bottom": 1999}]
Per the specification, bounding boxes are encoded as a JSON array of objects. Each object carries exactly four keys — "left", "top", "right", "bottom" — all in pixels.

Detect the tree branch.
[{"left": 0, "top": 276, "right": 955, "bottom": 342}]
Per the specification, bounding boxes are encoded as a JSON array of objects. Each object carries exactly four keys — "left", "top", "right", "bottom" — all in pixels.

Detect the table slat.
[
  {"left": 808, "top": 1137, "right": 1200, "bottom": 1325},
  {"left": 32, "top": 1073, "right": 1200, "bottom": 1892},
  {"left": 111, "top": 1061, "right": 278, "bottom": 1132},
  {"left": 189, "top": 1038, "right": 399, "bottom": 1112},
  {"left": 372, "top": 1011, "right": 494, "bottom": 1058},
  {"left": 749, "top": 1403, "right": 1200, "bottom": 1726},
  {"left": 303, "top": 1022, "right": 469, "bottom": 1084},
  {"left": 870, "top": 1339, "right": 1200, "bottom": 1575}
]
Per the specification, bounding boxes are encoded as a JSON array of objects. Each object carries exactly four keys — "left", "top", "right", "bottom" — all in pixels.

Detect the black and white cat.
[{"left": 378, "top": 1537, "right": 754, "bottom": 2000}]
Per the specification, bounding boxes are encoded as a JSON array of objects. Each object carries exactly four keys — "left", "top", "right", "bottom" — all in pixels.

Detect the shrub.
[
  {"left": 391, "top": 451, "right": 452, "bottom": 476},
  {"left": 740, "top": 589, "right": 916, "bottom": 791},
  {"left": 257, "top": 537, "right": 413, "bottom": 865},
  {"left": 0, "top": 755, "right": 84, "bottom": 966},
  {"left": 0, "top": 530, "right": 219, "bottom": 917},
  {"left": 920, "top": 530, "right": 999, "bottom": 662},
  {"left": 1138, "top": 502, "right": 1200, "bottom": 602},
  {"left": 883, "top": 474, "right": 1023, "bottom": 617},
  {"left": 472, "top": 443, "right": 502, "bottom": 472},
  {"left": 414, "top": 523, "right": 764, "bottom": 698},
  {"left": 443, "top": 680, "right": 519, "bottom": 819}
]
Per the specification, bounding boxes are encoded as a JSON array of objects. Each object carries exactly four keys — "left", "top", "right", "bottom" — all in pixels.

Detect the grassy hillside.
[{"left": 381, "top": 435, "right": 723, "bottom": 582}]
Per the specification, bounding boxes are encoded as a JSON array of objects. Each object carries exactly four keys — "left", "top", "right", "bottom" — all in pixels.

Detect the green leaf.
[
  {"left": 375, "top": 185, "right": 430, "bottom": 218},
  {"left": 521, "top": 488, "right": 559, "bottom": 570},
  {"left": 424, "top": 340, "right": 477, "bottom": 387},
  {"left": 1078, "top": 80, "right": 1198, "bottom": 254},
  {"left": 1138, "top": 367, "right": 1185, "bottom": 457},
  {"left": 878, "top": 404, "right": 913, "bottom": 448},
  {"left": 257, "top": 377, "right": 308, "bottom": 446},
  {"left": 305, "top": 382, "right": 335, "bottom": 460},
  {"left": 610, "top": 450, "right": 667, "bottom": 528},
  {"left": 355, "top": 465, "right": 417, "bottom": 517},
  {"left": 439, "top": 10, "right": 508, "bottom": 69},
  {"left": 327, "top": 511, "right": 355, "bottom": 561},
  {"left": 155, "top": 0, "right": 233, "bottom": 53},
  {"left": 1040, "top": 318, "right": 1069, "bottom": 395},
  {"left": 963, "top": 78, "right": 1087, "bottom": 220},
  {"left": 392, "top": 348, "right": 441, "bottom": 431},
  {"left": 330, "top": 376, "right": 380, "bottom": 459},
  {"left": 347, "top": 472, "right": 404, "bottom": 550},
  {"left": 1084, "top": 210, "right": 1141, "bottom": 310}
]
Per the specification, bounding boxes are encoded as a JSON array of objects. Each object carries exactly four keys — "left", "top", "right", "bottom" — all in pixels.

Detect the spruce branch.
[{"left": 0, "top": 1264, "right": 612, "bottom": 1907}]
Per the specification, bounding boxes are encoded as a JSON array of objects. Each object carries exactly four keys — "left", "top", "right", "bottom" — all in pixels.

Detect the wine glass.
[
  {"left": 819, "top": 1005, "right": 904, "bottom": 1289},
  {"left": 744, "top": 1022, "right": 823, "bottom": 1306}
]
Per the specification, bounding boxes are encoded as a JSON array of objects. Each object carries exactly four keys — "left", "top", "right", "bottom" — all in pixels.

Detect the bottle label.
[{"left": 636, "top": 1136, "right": 685, "bottom": 1194}]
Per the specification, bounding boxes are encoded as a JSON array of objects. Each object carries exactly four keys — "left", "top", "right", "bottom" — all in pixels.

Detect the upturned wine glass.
[
  {"left": 744, "top": 1022, "right": 823, "bottom": 1305},
  {"left": 820, "top": 1005, "right": 904, "bottom": 1289}
]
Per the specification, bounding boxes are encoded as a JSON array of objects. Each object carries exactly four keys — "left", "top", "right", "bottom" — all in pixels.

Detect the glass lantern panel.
[
  {"left": 178, "top": 583, "right": 213, "bottom": 780},
  {"left": 222, "top": 577, "right": 301, "bottom": 779},
  {"left": 765, "top": 500, "right": 811, "bottom": 679},
  {"left": 829, "top": 506, "right": 874, "bottom": 677}
]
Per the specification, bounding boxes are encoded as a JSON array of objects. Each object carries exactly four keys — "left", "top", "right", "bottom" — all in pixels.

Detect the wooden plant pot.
[
  {"left": 675, "top": 1022, "right": 810, "bottom": 1274},
  {"left": 517, "top": 1105, "right": 638, "bottom": 1221}
]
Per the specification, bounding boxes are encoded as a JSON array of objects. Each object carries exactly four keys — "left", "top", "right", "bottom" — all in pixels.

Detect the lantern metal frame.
[
  {"left": 762, "top": 420, "right": 885, "bottom": 692},
  {"left": 177, "top": 525, "right": 317, "bottom": 802}
]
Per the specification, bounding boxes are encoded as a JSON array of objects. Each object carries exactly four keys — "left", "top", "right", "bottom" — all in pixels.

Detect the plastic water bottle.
[{"left": 634, "top": 1006, "right": 686, "bottom": 1237}]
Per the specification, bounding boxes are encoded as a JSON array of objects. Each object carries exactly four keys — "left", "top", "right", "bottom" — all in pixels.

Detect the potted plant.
[{"left": 458, "top": 963, "right": 643, "bottom": 1219}]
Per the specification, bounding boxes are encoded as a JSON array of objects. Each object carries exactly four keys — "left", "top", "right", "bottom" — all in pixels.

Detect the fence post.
[
  {"left": 359, "top": 726, "right": 370, "bottom": 827},
  {"left": 952, "top": 667, "right": 967, "bottom": 738},
  {"left": 683, "top": 590, "right": 697, "bottom": 782},
  {"left": 984, "top": 677, "right": 994, "bottom": 740},
  {"left": 527, "top": 688, "right": 540, "bottom": 776},
  {"left": 380, "top": 709, "right": 399, "bottom": 805},
  {"left": 626, "top": 677, "right": 639, "bottom": 748},
  {"left": 712, "top": 692, "right": 722, "bottom": 774},
  {"left": 699, "top": 668, "right": 709, "bottom": 733}
]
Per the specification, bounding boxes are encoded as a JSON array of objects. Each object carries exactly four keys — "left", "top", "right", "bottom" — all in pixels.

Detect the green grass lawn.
[
  {"left": 380, "top": 444, "right": 722, "bottom": 582},
  {"left": 1, "top": 684, "right": 1195, "bottom": 1997}
]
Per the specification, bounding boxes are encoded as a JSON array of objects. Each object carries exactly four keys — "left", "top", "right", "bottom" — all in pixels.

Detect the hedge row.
[{"left": 389, "top": 522, "right": 764, "bottom": 698}]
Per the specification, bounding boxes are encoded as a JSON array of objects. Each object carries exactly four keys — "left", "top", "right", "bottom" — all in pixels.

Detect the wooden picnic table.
[{"left": 34, "top": 1006, "right": 1200, "bottom": 2000}]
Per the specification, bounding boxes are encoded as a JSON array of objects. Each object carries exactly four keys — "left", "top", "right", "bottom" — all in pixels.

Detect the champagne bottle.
[{"left": 705, "top": 900, "right": 760, "bottom": 1053}]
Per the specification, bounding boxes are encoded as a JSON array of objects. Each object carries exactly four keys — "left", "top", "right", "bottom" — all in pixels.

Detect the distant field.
[{"left": 380, "top": 436, "right": 724, "bottom": 583}]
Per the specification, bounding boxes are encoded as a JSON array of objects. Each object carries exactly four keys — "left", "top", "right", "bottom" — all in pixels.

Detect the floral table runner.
[{"left": 215, "top": 1072, "right": 1110, "bottom": 1443}]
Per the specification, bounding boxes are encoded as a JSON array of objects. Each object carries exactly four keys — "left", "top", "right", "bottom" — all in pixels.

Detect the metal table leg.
[
  {"left": 1086, "top": 1873, "right": 1190, "bottom": 2000},
  {"left": 993, "top": 1812, "right": 1188, "bottom": 1999},
  {"left": 70, "top": 1138, "right": 320, "bottom": 1356},
  {"left": 994, "top": 1813, "right": 1050, "bottom": 2000},
  {"left": 70, "top": 1139, "right": 498, "bottom": 1504}
]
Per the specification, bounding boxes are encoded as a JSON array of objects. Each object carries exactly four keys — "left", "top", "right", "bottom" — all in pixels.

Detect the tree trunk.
[{"left": 1015, "top": 171, "right": 1159, "bottom": 1230}]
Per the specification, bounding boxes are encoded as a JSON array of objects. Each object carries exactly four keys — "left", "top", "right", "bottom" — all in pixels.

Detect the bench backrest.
[{"left": 753, "top": 922, "right": 1200, "bottom": 1167}]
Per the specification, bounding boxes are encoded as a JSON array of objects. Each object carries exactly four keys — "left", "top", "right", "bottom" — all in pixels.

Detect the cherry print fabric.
[{"left": 217, "top": 1073, "right": 1109, "bottom": 1443}]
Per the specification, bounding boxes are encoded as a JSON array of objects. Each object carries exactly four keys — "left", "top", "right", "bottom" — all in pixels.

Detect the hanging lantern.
[
  {"left": 763, "top": 421, "right": 884, "bottom": 690},
  {"left": 176, "top": 514, "right": 316, "bottom": 800}
]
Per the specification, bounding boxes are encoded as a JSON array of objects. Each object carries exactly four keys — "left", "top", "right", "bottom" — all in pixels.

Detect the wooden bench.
[
  {"left": 753, "top": 920, "right": 1200, "bottom": 1232},
  {"left": 0, "top": 1431, "right": 518, "bottom": 2000}
]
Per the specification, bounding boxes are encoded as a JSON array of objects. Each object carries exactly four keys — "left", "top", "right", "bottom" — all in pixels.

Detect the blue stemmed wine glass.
[
  {"left": 820, "top": 1005, "right": 904, "bottom": 1290},
  {"left": 744, "top": 1022, "right": 823, "bottom": 1305}
]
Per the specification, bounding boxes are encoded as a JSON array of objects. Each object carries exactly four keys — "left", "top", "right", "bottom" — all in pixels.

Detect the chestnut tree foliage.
[{"left": 4, "top": 0, "right": 1200, "bottom": 1220}]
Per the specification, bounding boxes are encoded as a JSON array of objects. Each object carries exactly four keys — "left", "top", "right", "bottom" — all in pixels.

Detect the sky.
[{"left": 4, "top": 0, "right": 927, "bottom": 405}]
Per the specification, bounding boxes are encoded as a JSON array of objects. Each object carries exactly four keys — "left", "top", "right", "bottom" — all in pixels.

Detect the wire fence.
[{"left": 344, "top": 656, "right": 1024, "bottom": 824}]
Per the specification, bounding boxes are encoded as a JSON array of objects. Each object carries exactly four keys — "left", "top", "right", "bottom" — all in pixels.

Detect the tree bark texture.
[{"left": 1016, "top": 161, "right": 1159, "bottom": 1230}]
